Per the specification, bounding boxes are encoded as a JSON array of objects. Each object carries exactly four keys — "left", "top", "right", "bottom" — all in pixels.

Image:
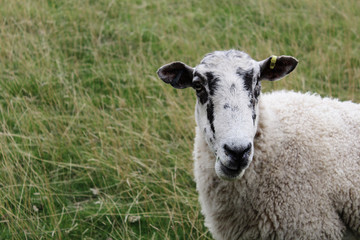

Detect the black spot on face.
[
  {"left": 249, "top": 98, "right": 255, "bottom": 107},
  {"left": 224, "top": 103, "right": 239, "bottom": 112},
  {"left": 193, "top": 71, "right": 218, "bottom": 104},
  {"left": 196, "top": 89, "right": 208, "bottom": 104},
  {"left": 206, "top": 72, "right": 219, "bottom": 96},
  {"left": 237, "top": 68, "right": 254, "bottom": 92},
  {"left": 249, "top": 98, "right": 257, "bottom": 125},
  {"left": 230, "top": 83, "right": 236, "bottom": 95},
  {"left": 207, "top": 99, "right": 215, "bottom": 134},
  {"left": 254, "top": 82, "right": 261, "bottom": 100},
  {"left": 244, "top": 70, "right": 254, "bottom": 89}
]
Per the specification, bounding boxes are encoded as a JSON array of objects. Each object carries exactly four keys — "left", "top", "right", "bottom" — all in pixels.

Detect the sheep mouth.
[{"left": 218, "top": 160, "right": 243, "bottom": 178}]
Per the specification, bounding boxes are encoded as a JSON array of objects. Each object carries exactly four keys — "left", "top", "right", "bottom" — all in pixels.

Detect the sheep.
[{"left": 157, "top": 50, "right": 360, "bottom": 240}]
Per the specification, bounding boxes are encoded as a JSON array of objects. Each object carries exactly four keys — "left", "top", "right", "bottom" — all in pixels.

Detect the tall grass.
[{"left": 0, "top": 0, "right": 359, "bottom": 239}]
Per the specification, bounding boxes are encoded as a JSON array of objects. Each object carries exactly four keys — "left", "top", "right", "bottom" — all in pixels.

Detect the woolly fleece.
[{"left": 193, "top": 91, "right": 360, "bottom": 240}]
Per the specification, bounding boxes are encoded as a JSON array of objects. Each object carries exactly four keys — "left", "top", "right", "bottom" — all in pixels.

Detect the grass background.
[{"left": 0, "top": 0, "right": 359, "bottom": 239}]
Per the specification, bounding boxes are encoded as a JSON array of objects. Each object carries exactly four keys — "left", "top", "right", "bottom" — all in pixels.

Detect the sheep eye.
[
  {"left": 193, "top": 83, "right": 203, "bottom": 91},
  {"left": 192, "top": 76, "right": 204, "bottom": 91}
]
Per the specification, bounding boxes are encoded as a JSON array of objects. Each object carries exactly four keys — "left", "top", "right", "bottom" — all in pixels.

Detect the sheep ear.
[
  {"left": 157, "top": 61, "right": 194, "bottom": 89},
  {"left": 259, "top": 55, "right": 298, "bottom": 81}
]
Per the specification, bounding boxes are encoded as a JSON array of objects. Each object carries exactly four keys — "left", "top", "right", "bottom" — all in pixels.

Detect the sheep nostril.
[{"left": 223, "top": 143, "right": 252, "bottom": 169}]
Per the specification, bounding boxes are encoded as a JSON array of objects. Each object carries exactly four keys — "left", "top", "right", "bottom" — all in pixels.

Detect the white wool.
[
  {"left": 193, "top": 91, "right": 360, "bottom": 240},
  {"left": 157, "top": 50, "right": 360, "bottom": 240}
]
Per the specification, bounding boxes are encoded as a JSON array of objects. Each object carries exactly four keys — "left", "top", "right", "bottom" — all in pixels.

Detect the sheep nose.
[{"left": 223, "top": 143, "right": 252, "bottom": 170}]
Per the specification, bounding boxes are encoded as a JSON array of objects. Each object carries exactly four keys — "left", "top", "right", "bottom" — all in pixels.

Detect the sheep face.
[{"left": 157, "top": 50, "right": 298, "bottom": 180}]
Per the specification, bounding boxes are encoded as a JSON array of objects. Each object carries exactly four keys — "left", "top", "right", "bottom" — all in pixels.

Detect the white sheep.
[{"left": 157, "top": 50, "right": 360, "bottom": 240}]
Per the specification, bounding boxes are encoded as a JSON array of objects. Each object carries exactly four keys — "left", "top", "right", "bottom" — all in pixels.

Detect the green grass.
[{"left": 0, "top": 0, "right": 359, "bottom": 239}]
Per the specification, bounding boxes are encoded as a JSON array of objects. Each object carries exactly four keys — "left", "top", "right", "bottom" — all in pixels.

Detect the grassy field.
[{"left": 0, "top": 0, "right": 359, "bottom": 239}]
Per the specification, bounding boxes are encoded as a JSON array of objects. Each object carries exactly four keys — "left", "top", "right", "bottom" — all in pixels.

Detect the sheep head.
[{"left": 157, "top": 50, "right": 298, "bottom": 180}]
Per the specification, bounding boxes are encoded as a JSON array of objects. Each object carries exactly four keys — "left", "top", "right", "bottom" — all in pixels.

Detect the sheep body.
[{"left": 194, "top": 91, "right": 360, "bottom": 240}]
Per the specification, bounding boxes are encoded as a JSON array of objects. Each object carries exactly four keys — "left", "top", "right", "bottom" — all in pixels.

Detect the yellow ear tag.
[{"left": 270, "top": 56, "right": 277, "bottom": 69}]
